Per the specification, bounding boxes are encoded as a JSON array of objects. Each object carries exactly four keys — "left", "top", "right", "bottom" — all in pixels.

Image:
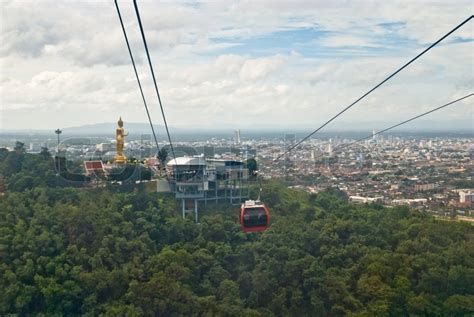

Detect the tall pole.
[{"left": 55, "top": 129, "right": 62, "bottom": 174}]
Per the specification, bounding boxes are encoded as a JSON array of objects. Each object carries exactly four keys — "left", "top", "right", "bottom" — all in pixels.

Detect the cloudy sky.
[{"left": 0, "top": 0, "right": 472, "bottom": 132}]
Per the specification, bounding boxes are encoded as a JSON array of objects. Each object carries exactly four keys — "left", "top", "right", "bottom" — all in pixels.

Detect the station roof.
[{"left": 166, "top": 157, "right": 206, "bottom": 166}]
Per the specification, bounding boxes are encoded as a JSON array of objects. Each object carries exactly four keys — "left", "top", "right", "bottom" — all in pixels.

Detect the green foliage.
[
  {"left": 14, "top": 141, "right": 25, "bottom": 153},
  {"left": 245, "top": 158, "right": 258, "bottom": 176},
  {"left": 0, "top": 150, "right": 473, "bottom": 316},
  {"left": 107, "top": 164, "right": 152, "bottom": 183},
  {"left": 157, "top": 148, "right": 168, "bottom": 165},
  {"left": 0, "top": 146, "right": 58, "bottom": 190}
]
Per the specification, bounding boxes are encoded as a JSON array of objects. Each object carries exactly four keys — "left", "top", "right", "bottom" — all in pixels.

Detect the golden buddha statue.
[{"left": 115, "top": 116, "right": 128, "bottom": 164}]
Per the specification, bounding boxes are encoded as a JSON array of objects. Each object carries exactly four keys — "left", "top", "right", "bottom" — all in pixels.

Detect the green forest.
[{"left": 0, "top": 148, "right": 473, "bottom": 316}]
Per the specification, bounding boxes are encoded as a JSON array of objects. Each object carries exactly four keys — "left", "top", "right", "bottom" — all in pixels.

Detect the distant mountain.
[
  {"left": 0, "top": 118, "right": 471, "bottom": 136},
  {"left": 62, "top": 122, "right": 169, "bottom": 136},
  {"left": 0, "top": 122, "right": 169, "bottom": 136}
]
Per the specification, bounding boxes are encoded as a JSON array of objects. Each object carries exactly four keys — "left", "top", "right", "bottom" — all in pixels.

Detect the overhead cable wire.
[
  {"left": 133, "top": 0, "right": 177, "bottom": 164},
  {"left": 274, "top": 15, "right": 473, "bottom": 162},
  {"left": 114, "top": 0, "right": 161, "bottom": 157},
  {"left": 320, "top": 93, "right": 473, "bottom": 159}
]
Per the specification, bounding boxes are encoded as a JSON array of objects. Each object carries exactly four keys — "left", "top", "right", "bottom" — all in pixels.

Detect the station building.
[{"left": 166, "top": 156, "right": 250, "bottom": 221}]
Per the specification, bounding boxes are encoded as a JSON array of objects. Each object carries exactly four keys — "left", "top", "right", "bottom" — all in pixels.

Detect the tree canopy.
[{"left": 0, "top": 149, "right": 473, "bottom": 316}]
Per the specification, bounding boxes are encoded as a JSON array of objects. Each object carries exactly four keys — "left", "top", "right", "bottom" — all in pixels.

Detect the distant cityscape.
[
  {"left": 261, "top": 132, "right": 473, "bottom": 219},
  {"left": 0, "top": 127, "right": 472, "bottom": 220}
]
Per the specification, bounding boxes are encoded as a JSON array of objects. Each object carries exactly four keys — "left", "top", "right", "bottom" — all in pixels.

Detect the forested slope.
[{"left": 0, "top": 149, "right": 473, "bottom": 316}]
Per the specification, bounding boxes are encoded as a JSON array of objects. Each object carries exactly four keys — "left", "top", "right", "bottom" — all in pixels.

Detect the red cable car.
[{"left": 240, "top": 200, "right": 270, "bottom": 233}]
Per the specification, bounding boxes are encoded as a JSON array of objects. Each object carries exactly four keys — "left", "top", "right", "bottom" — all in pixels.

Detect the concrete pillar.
[
  {"left": 194, "top": 199, "right": 198, "bottom": 223},
  {"left": 239, "top": 178, "right": 242, "bottom": 203},
  {"left": 182, "top": 199, "right": 185, "bottom": 219}
]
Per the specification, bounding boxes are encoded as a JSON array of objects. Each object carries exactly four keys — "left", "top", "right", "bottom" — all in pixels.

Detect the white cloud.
[
  {"left": 0, "top": 0, "right": 472, "bottom": 130},
  {"left": 239, "top": 55, "right": 286, "bottom": 80}
]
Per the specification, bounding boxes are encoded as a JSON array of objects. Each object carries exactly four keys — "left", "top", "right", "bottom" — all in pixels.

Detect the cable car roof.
[{"left": 243, "top": 200, "right": 264, "bottom": 208}]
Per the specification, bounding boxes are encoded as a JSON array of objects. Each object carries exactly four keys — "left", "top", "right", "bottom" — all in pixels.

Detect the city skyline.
[{"left": 1, "top": 1, "right": 472, "bottom": 130}]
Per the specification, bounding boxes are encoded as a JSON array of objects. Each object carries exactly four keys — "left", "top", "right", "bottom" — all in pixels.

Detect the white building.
[
  {"left": 349, "top": 196, "right": 383, "bottom": 204},
  {"left": 391, "top": 198, "right": 427, "bottom": 206},
  {"left": 327, "top": 143, "right": 333, "bottom": 155},
  {"left": 234, "top": 130, "right": 241, "bottom": 144},
  {"left": 96, "top": 143, "right": 112, "bottom": 152},
  {"left": 459, "top": 190, "right": 474, "bottom": 203}
]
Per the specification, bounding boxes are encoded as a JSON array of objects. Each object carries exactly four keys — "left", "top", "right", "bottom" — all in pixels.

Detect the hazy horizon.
[{"left": 1, "top": 117, "right": 472, "bottom": 134}]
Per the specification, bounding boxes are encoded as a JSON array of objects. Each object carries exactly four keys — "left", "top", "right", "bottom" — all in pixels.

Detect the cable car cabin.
[{"left": 240, "top": 200, "right": 270, "bottom": 233}]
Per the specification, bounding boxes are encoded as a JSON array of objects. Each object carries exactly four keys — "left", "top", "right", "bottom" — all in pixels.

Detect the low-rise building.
[
  {"left": 96, "top": 143, "right": 113, "bottom": 153},
  {"left": 84, "top": 160, "right": 105, "bottom": 175},
  {"left": 459, "top": 190, "right": 474, "bottom": 203},
  {"left": 391, "top": 198, "right": 427, "bottom": 206},
  {"left": 414, "top": 183, "right": 436, "bottom": 191},
  {"left": 349, "top": 196, "right": 383, "bottom": 204}
]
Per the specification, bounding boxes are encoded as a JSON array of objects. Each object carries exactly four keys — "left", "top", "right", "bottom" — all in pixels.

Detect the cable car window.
[{"left": 243, "top": 207, "right": 267, "bottom": 227}]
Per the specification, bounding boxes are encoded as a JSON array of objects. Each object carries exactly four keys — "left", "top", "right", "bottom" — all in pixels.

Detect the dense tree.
[
  {"left": 14, "top": 141, "right": 25, "bottom": 153},
  {"left": 245, "top": 158, "right": 258, "bottom": 176},
  {"left": 0, "top": 150, "right": 473, "bottom": 316},
  {"left": 39, "top": 147, "right": 51, "bottom": 160},
  {"left": 157, "top": 148, "right": 168, "bottom": 165}
]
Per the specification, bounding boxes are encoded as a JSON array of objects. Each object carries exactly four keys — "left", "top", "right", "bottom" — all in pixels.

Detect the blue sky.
[{"left": 208, "top": 21, "right": 419, "bottom": 59}]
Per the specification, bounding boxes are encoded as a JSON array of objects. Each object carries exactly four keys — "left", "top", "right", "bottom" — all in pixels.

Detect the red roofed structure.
[{"left": 84, "top": 160, "right": 105, "bottom": 175}]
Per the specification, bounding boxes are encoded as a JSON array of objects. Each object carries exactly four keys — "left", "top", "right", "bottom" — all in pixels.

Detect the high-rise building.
[
  {"left": 284, "top": 133, "right": 296, "bottom": 146},
  {"left": 327, "top": 143, "right": 333, "bottom": 155},
  {"left": 234, "top": 130, "right": 241, "bottom": 144},
  {"left": 357, "top": 153, "right": 365, "bottom": 167}
]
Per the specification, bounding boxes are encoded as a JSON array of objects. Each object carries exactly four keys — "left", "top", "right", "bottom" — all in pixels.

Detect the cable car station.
[{"left": 165, "top": 157, "right": 250, "bottom": 223}]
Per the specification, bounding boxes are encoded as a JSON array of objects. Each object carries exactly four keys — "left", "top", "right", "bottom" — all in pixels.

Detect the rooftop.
[{"left": 167, "top": 157, "right": 206, "bottom": 166}]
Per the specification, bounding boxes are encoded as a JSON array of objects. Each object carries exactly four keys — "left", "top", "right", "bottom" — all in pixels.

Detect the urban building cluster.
[
  {"left": 257, "top": 133, "right": 473, "bottom": 217},
  {"left": 7, "top": 128, "right": 473, "bottom": 219}
]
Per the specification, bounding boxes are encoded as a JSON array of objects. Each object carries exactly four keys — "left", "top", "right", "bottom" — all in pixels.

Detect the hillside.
[{"left": 0, "top": 148, "right": 473, "bottom": 316}]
